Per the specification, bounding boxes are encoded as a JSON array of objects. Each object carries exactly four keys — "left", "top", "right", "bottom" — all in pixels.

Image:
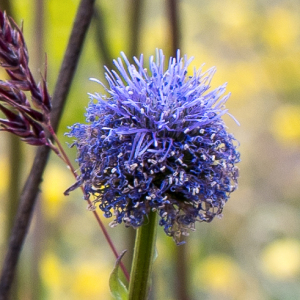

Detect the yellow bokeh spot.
[
  {"left": 261, "top": 239, "right": 300, "bottom": 279},
  {"left": 141, "top": 17, "right": 170, "bottom": 57},
  {"left": 220, "top": 62, "right": 263, "bottom": 99},
  {"left": 70, "top": 263, "right": 111, "bottom": 299},
  {"left": 40, "top": 253, "right": 111, "bottom": 299},
  {"left": 195, "top": 255, "right": 243, "bottom": 296},
  {"left": 270, "top": 105, "right": 300, "bottom": 146},
  {"left": 46, "top": 0, "right": 79, "bottom": 62},
  {"left": 0, "top": 159, "right": 8, "bottom": 195},
  {"left": 42, "top": 164, "right": 71, "bottom": 219},
  {"left": 263, "top": 7, "right": 299, "bottom": 49},
  {"left": 40, "top": 252, "right": 64, "bottom": 293}
]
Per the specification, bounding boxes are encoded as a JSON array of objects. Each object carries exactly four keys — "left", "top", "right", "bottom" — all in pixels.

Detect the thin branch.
[
  {"left": 1, "top": 4, "right": 24, "bottom": 299},
  {"left": 30, "top": 1, "right": 46, "bottom": 298},
  {"left": 92, "top": 5, "right": 114, "bottom": 71},
  {"left": 129, "top": 0, "right": 145, "bottom": 58},
  {"left": 0, "top": 145, "right": 50, "bottom": 300},
  {"left": 49, "top": 129, "right": 130, "bottom": 281},
  {"left": 167, "top": 0, "right": 181, "bottom": 57},
  {"left": 0, "top": 1, "right": 96, "bottom": 298}
]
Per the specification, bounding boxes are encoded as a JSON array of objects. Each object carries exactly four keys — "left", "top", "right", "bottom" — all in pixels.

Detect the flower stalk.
[{"left": 128, "top": 211, "right": 158, "bottom": 300}]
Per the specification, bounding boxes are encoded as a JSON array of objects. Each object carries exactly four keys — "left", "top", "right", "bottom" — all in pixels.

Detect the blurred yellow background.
[{"left": 1, "top": 0, "right": 300, "bottom": 299}]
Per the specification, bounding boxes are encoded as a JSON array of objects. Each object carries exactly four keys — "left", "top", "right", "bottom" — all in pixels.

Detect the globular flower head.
[{"left": 66, "top": 49, "right": 240, "bottom": 244}]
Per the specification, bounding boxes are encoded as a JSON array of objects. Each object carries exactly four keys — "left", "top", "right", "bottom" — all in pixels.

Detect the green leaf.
[{"left": 109, "top": 250, "right": 128, "bottom": 300}]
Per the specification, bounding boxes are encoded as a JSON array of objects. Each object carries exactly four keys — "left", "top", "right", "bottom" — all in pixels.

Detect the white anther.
[
  {"left": 143, "top": 172, "right": 148, "bottom": 179},
  {"left": 128, "top": 91, "right": 133, "bottom": 95},
  {"left": 111, "top": 168, "right": 117, "bottom": 173},
  {"left": 211, "top": 155, "right": 215, "bottom": 161},
  {"left": 160, "top": 166, "right": 166, "bottom": 171},
  {"left": 162, "top": 196, "right": 168, "bottom": 200},
  {"left": 170, "top": 151, "right": 175, "bottom": 156},
  {"left": 184, "top": 144, "right": 189, "bottom": 150},
  {"left": 101, "top": 135, "right": 106, "bottom": 139},
  {"left": 134, "top": 178, "right": 139, "bottom": 187},
  {"left": 169, "top": 177, "right": 173, "bottom": 184},
  {"left": 182, "top": 232, "right": 190, "bottom": 236},
  {"left": 173, "top": 171, "right": 178, "bottom": 176},
  {"left": 150, "top": 170, "right": 154, "bottom": 174},
  {"left": 130, "top": 163, "right": 138, "bottom": 170},
  {"left": 118, "top": 153, "right": 123, "bottom": 157},
  {"left": 146, "top": 196, "right": 152, "bottom": 200},
  {"left": 184, "top": 128, "right": 190, "bottom": 134},
  {"left": 109, "top": 221, "right": 118, "bottom": 228},
  {"left": 151, "top": 194, "right": 156, "bottom": 199},
  {"left": 200, "top": 129, "right": 205, "bottom": 134},
  {"left": 211, "top": 181, "right": 216, "bottom": 187},
  {"left": 140, "top": 108, "right": 145, "bottom": 114},
  {"left": 162, "top": 212, "right": 168, "bottom": 218},
  {"left": 211, "top": 133, "right": 215, "bottom": 140},
  {"left": 128, "top": 184, "right": 134, "bottom": 189},
  {"left": 148, "top": 159, "right": 157, "bottom": 164}
]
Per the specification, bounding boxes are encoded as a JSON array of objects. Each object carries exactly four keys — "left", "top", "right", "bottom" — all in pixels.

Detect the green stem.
[{"left": 128, "top": 211, "right": 158, "bottom": 300}]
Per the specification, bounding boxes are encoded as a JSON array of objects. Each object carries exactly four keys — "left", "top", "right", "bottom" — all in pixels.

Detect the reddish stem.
[{"left": 47, "top": 124, "right": 130, "bottom": 281}]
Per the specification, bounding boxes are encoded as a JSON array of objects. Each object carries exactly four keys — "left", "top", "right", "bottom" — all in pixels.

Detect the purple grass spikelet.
[
  {"left": 0, "top": 10, "right": 52, "bottom": 146},
  {"left": 66, "top": 49, "right": 240, "bottom": 244}
]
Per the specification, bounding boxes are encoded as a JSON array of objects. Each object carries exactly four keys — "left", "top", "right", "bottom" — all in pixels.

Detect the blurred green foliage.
[{"left": 1, "top": 0, "right": 300, "bottom": 299}]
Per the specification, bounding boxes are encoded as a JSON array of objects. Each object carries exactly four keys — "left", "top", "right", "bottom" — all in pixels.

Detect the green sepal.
[{"left": 109, "top": 250, "right": 129, "bottom": 300}]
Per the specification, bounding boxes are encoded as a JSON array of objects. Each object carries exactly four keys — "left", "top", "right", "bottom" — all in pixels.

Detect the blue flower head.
[{"left": 66, "top": 49, "right": 240, "bottom": 244}]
